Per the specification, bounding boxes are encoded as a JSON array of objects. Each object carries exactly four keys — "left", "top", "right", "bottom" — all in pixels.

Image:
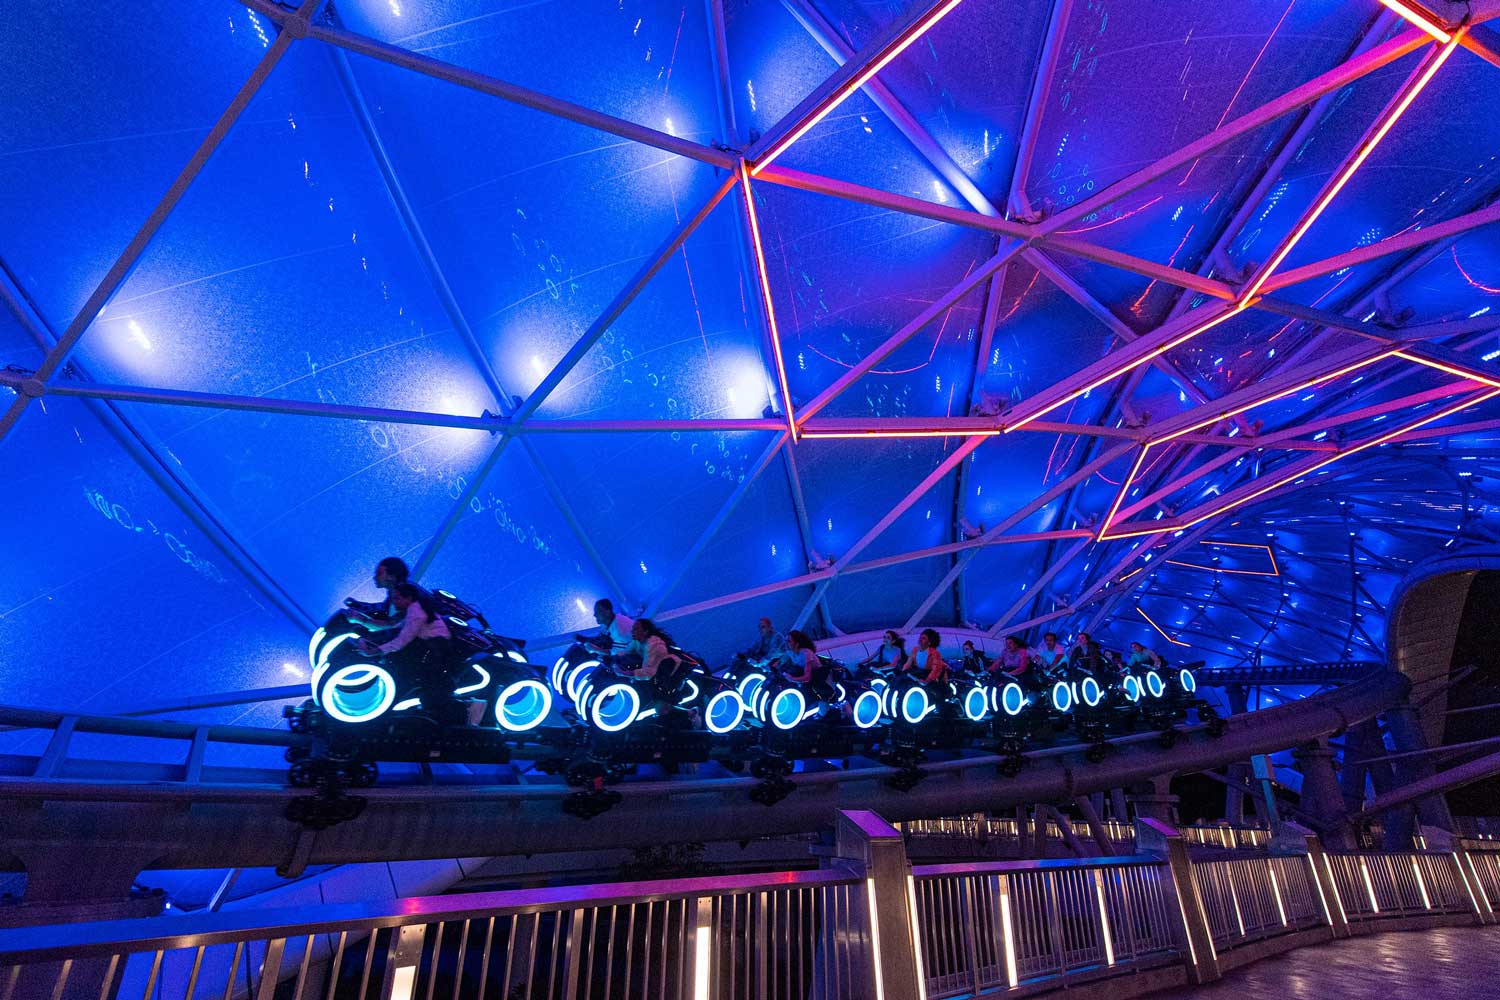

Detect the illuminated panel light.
[
  {"left": 1138, "top": 607, "right": 1190, "bottom": 647},
  {"left": 455, "top": 663, "right": 492, "bottom": 698},
  {"left": 1309, "top": 857, "right": 1335, "bottom": 926},
  {"left": 906, "top": 876, "right": 930, "bottom": 1000},
  {"left": 998, "top": 878, "right": 1020, "bottom": 988},
  {"left": 1379, "top": 0, "right": 1453, "bottom": 42},
  {"left": 1241, "top": 32, "right": 1463, "bottom": 301},
  {"left": 1411, "top": 858, "right": 1432, "bottom": 910},
  {"left": 749, "top": 0, "right": 965, "bottom": 176},
  {"left": 1102, "top": 386, "right": 1500, "bottom": 541},
  {"left": 738, "top": 163, "right": 798, "bottom": 440},
  {"left": 867, "top": 879, "right": 888, "bottom": 1000},
  {"left": 693, "top": 907, "right": 713, "bottom": 1000},
  {"left": 1165, "top": 540, "right": 1280, "bottom": 577},
  {"left": 1229, "top": 877, "right": 1246, "bottom": 936},
  {"left": 1092, "top": 870, "right": 1116, "bottom": 966},
  {"left": 1359, "top": 857, "right": 1380, "bottom": 913},
  {"left": 1459, "top": 853, "right": 1490, "bottom": 916},
  {"left": 1268, "top": 861, "right": 1289, "bottom": 926},
  {"left": 1323, "top": 856, "right": 1349, "bottom": 923}
]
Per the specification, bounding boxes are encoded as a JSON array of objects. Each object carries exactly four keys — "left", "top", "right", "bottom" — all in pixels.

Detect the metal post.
[
  {"left": 1134, "top": 818, "right": 1220, "bottom": 984},
  {"left": 835, "top": 810, "right": 923, "bottom": 1000}
]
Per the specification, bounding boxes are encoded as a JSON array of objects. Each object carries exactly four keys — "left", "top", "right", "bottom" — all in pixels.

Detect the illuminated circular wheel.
[
  {"left": 962, "top": 685, "right": 990, "bottom": 722},
  {"left": 1122, "top": 675, "right": 1142, "bottom": 704},
  {"left": 587, "top": 683, "right": 642, "bottom": 733},
  {"left": 322, "top": 664, "right": 397, "bottom": 724},
  {"left": 1080, "top": 676, "right": 1102, "bottom": 708},
  {"left": 769, "top": 688, "right": 807, "bottom": 731},
  {"left": 852, "top": 690, "right": 884, "bottom": 730},
  {"left": 1050, "top": 681, "right": 1073, "bottom": 714},
  {"left": 899, "top": 686, "right": 932, "bottom": 725},
  {"left": 495, "top": 679, "right": 552, "bottom": 733},
  {"left": 705, "top": 690, "right": 746, "bottom": 734},
  {"left": 997, "top": 682, "right": 1027, "bottom": 717},
  {"left": 1145, "top": 670, "right": 1166, "bottom": 699},
  {"left": 1178, "top": 668, "right": 1197, "bottom": 694}
]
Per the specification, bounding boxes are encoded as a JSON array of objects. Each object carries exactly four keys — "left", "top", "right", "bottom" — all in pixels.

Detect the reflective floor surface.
[{"left": 1147, "top": 926, "right": 1500, "bottom": 998}]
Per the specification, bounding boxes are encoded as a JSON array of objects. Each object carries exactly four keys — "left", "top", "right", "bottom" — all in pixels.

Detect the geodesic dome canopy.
[{"left": 3, "top": 0, "right": 1500, "bottom": 725}]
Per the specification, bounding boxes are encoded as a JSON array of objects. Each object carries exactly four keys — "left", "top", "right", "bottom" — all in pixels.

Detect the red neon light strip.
[
  {"left": 1392, "top": 350, "right": 1500, "bottom": 388},
  {"left": 739, "top": 163, "right": 799, "bottom": 441},
  {"left": 750, "top": 0, "right": 965, "bottom": 176},
  {"left": 1101, "top": 387, "right": 1500, "bottom": 540}
]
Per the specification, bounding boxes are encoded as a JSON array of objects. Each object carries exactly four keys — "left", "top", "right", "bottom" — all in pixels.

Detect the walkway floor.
[{"left": 1147, "top": 926, "right": 1500, "bottom": 998}]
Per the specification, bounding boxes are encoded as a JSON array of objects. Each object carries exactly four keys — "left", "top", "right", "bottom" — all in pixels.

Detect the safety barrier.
[
  {"left": 900, "top": 816, "right": 1270, "bottom": 854},
  {"left": 2, "top": 816, "right": 1494, "bottom": 1000}
]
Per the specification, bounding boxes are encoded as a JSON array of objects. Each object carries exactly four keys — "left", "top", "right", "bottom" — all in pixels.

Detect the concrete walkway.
[{"left": 1147, "top": 926, "right": 1500, "bottom": 998}]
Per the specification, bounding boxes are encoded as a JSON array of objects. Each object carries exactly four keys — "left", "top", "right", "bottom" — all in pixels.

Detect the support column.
[
  {"left": 1384, "top": 701, "right": 1457, "bottom": 839},
  {"left": 1135, "top": 818, "right": 1220, "bottom": 984},
  {"left": 1110, "top": 787, "right": 1130, "bottom": 822},
  {"left": 1074, "top": 795, "right": 1117, "bottom": 857},
  {"left": 835, "top": 810, "right": 924, "bottom": 1000},
  {"left": 1224, "top": 686, "right": 1252, "bottom": 826},
  {"left": 1294, "top": 739, "right": 1353, "bottom": 849}
]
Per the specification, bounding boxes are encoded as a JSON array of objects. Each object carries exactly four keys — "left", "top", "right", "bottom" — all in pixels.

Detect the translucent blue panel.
[
  {"left": 529, "top": 200, "right": 775, "bottom": 422},
  {"left": 1022, "top": 0, "right": 1376, "bottom": 218},
  {"left": 1039, "top": 251, "right": 1163, "bottom": 336},
  {"left": 0, "top": 396, "right": 306, "bottom": 718},
  {"left": 338, "top": 49, "right": 724, "bottom": 395},
  {"left": 333, "top": 0, "right": 721, "bottom": 141},
  {"left": 418, "top": 442, "right": 611, "bottom": 641},
  {"left": 1127, "top": 363, "right": 1199, "bottom": 424},
  {"left": 750, "top": 182, "right": 993, "bottom": 418},
  {"left": 0, "top": 2, "right": 273, "bottom": 326},
  {"left": 1278, "top": 48, "right": 1500, "bottom": 274},
  {"left": 724, "top": 0, "right": 840, "bottom": 146},
  {"left": 662, "top": 450, "right": 807, "bottom": 609},
  {"left": 1226, "top": 46, "right": 1421, "bottom": 274},
  {"left": 664, "top": 586, "right": 821, "bottom": 663},
  {"left": 860, "top": 464, "right": 960, "bottom": 561},
  {"left": 961, "top": 430, "right": 1071, "bottom": 533},
  {"left": 523, "top": 431, "right": 780, "bottom": 607},
  {"left": 114, "top": 405, "right": 497, "bottom": 618},
  {"left": 826, "top": 557, "right": 954, "bottom": 634},
  {"left": 808, "top": 0, "right": 1053, "bottom": 206},
  {"left": 961, "top": 542, "right": 1048, "bottom": 630},
  {"left": 795, "top": 437, "right": 950, "bottom": 560},
  {"left": 975, "top": 261, "right": 1118, "bottom": 402},
  {"left": 71, "top": 40, "right": 493, "bottom": 415},
  {"left": 0, "top": 303, "right": 42, "bottom": 373},
  {"left": 1388, "top": 229, "right": 1500, "bottom": 325}
]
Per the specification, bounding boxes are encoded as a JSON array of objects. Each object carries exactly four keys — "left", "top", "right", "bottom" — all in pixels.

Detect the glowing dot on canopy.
[
  {"left": 574, "top": 598, "right": 588, "bottom": 613},
  {"left": 126, "top": 320, "right": 152, "bottom": 352}
]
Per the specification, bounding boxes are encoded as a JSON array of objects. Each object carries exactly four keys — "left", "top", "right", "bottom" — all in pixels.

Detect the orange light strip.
[
  {"left": 1138, "top": 607, "right": 1191, "bottom": 647},
  {"left": 1102, "top": 386, "right": 1500, "bottom": 540},
  {"left": 1165, "top": 541, "right": 1281, "bottom": 577},
  {"left": 1097, "top": 446, "right": 1151, "bottom": 540},
  {"left": 1378, "top": 0, "right": 1453, "bottom": 42},
  {"left": 1154, "top": 350, "right": 1400, "bottom": 445},
  {"left": 739, "top": 162, "right": 799, "bottom": 441},
  {"left": 750, "top": 0, "right": 965, "bottom": 176},
  {"left": 1006, "top": 303, "right": 1248, "bottom": 433},
  {"left": 1242, "top": 32, "right": 1462, "bottom": 300},
  {"left": 1392, "top": 350, "right": 1500, "bottom": 388}
]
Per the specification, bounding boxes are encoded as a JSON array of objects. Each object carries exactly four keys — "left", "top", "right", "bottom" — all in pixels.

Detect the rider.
[
  {"left": 782, "top": 630, "right": 836, "bottom": 701},
  {"left": 618, "top": 618, "right": 674, "bottom": 680},
  {"left": 344, "top": 556, "right": 410, "bottom": 630},
  {"left": 1127, "top": 641, "right": 1163, "bottom": 672},
  {"left": 960, "top": 640, "right": 990, "bottom": 676},
  {"left": 994, "top": 634, "right": 1032, "bottom": 679},
  {"left": 903, "top": 628, "right": 948, "bottom": 687},
  {"left": 1067, "top": 631, "right": 1103, "bottom": 676},
  {"left": 738, "top": 617, "right": 787, "bottom": 666},
  {"left": 356, "top": 583, "right": 457, "bottom": 720},
  {"left": 586, "top": 598, "right": 636, "bottom": 662},
  {"left": 1031, "top": 632, "right": 1067, "bottom": 678},
  {"left": 859, "top": 630, "right": 907, "bottom": 674}
]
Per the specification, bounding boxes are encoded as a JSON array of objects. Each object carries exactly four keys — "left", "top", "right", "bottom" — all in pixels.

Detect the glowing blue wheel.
[
  {"left": 587, "top": 683, "right": 641, "bottom": 733},
  {"left": 998, "top": 682, "right": 1027, "bottom": 717},
  {"left": 1080, "top": 676, "right": 1102, "bottom": 708},
  {"left": 495, "top": 679, "right": 551, "bottom": 733},
  {"left": 1122, "top": 675, "right": 1142, "bottom": 703},
  {"left": 705, "top": 690, "right": 745, "bottom": 734},
  {"left": 1146, "top": 671, "right": 1165, "bottom": 699},
  {"left": 770, "top": 688, "right": 806, "bottom": 731},
  {"left": 322, "top": 664, "right": 397, "bottom": 724},
  {"left": 1178, "top": 668, "right": 1197, "bottom": 694},
  {"left": 899, "top": 686, "right": 932, "bottom": 724},
  {"left": 852, "top": 690, "right": 884, "bottom": 729},
  {"left": 963, "top": 686, "right": 989, "bottom": 722},
  {"left": 1051, "top": 681, "right": 1073, "bottom": 713}
]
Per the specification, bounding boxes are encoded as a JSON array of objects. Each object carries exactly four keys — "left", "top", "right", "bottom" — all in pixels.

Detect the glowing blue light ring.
[
  {"left": 323, "top": 663, "right": 397, "bottom": 724},
  {"left": 566, "top": 661, "right": 601, "bottom": 705},
  {"left": 870, "top": 677, "right": 889, "bottom": 695},
  {"left": 308, "top": 627, "right": 327, "bottom": 669},
  {"left": 1051, "top": 681, "right": 1074, "bottom": 713},
  {"left": 1146, "top": 671, "right": 1165, "bottom": 699},
  {"left": 310, "top": 632, "right": 361, "bottom": 701},
  {"left": 1179, "top": 669, "right": 1196, "bottom": 694},
  {"left": 677, "top": 678, "right": 701, "bottom": 706},
  {"left": 1001, "top": 683, "right": 1027, "bottom": 717},
  {"left": 551, "top": 657, "right": 569, "bottom": 694},
  {"left": 705, "top": 691, "right": 745, "bottom": 734},
  {"left": 737, "top": 672, "right": 766, "bottom": 704},
  {"left": 589, "top": 683, "right": 641, "bottom": 733},
  {"left": 852, "top": 691, "right": 884, "bottom": 729},
  {"left": 834, "top": 683, "right": 848, "bottom": 704},
  {"left": 753, "top": 688, "right": 770, "bottom": 721},
  {"left": 454, "top": 663, "right": 492, "bottom": 698},
  {"left": 901, "top": 686, "right": 932, "bottom": 725},
  {"left": 1081, "top": 676, "right": 1102, "bottom": 708},
  {"left": 770, "top": 688, "right": 806, "bottom": 730},
  {"left": 496, "top": 679, "right": 551, "bottom": 732},
  {"left": 882, "top": 688, "right": 899, "bottom": 718},
  {"left": 1123, "top": 675, "right": 1142, "bottom": 703},
  {"left": 963, "top": 686, "right": 989, "bottom": 722}
]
